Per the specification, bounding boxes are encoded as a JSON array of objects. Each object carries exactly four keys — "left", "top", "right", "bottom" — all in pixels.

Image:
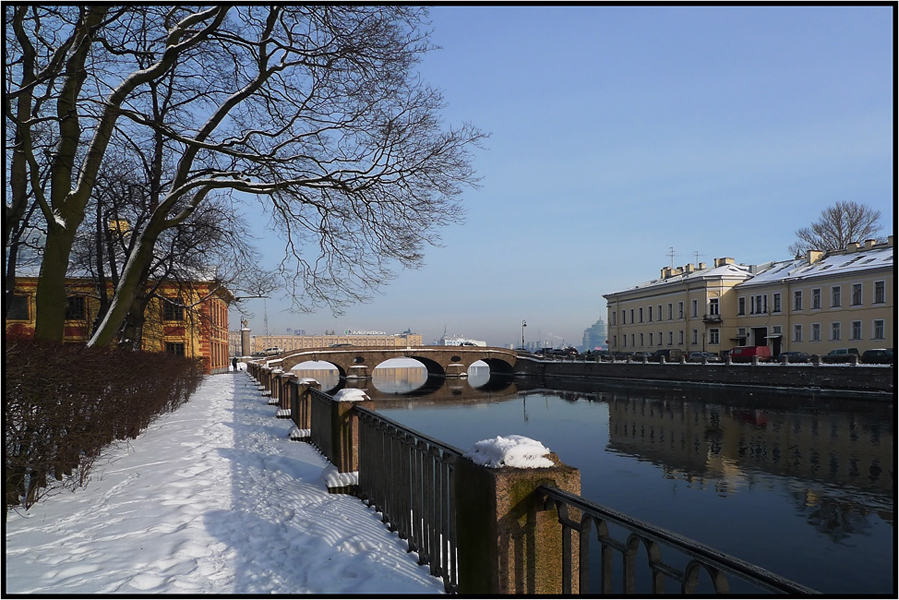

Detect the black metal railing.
[
  {"left": 355, "top": 406, "right": 463, "bottom": 594},
  {"left": 539, "top": 486, "right": 819, "bottom": 595},
  {"left": 308, "top": 388, "right": 334, "bottom": 462}
]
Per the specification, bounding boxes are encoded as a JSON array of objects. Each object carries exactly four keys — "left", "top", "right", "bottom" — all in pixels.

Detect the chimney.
[
  {"left": 698, "top": 262, "right": 707, "bottom": 270},
  {"left": 675, "top": 267, "right": 684, "bottom": 275},
  {"left": 807, "top": 249, "right": 824, "bottom": 264},
  {"left": 847, "top": 242, "right": 861, "bottom": 252},
  {"left": 864, "top": 239, "right": 877, "bottom": 249},
  {"left": 684, "top": 264, "right": 694, "bottom": 274}
]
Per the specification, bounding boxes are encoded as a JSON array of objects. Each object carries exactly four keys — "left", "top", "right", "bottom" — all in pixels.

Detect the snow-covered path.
[{"left": 4, "top": 371, "right": 445, "bottom": 595}]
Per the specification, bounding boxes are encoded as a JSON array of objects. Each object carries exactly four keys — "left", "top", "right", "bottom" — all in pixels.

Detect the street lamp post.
[{"left": 521, "top": 320, "right": 527, "bottom": 350}]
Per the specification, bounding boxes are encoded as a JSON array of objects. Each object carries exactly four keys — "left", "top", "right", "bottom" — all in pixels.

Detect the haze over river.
[{"left": 294, "top": 362, "right": 894, "bottom": 595}]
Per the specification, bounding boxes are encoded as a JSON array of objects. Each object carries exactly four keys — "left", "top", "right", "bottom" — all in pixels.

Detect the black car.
[
  {"left": 775, "top": 351, "right": 811, "bottom": 363},
  {"left": 861, "top": 348, "right": 894, "bottom": 365}
]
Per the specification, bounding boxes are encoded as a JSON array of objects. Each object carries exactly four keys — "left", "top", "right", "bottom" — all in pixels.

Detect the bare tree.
[
  {"left": 5, "top": 6, "right": 485, "bottom": 344},
  {"left": 788, "top": 201, "right": 883, "bottom": 257}
]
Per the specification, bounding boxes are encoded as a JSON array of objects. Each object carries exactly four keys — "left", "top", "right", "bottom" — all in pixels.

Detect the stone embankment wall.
[{"left": 514, "top": 358, "right": 894, "bottom": 398}]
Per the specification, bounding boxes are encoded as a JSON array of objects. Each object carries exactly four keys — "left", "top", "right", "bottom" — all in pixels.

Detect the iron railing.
[
  {"left": 308, "top": 388, "right": 334, "bottom": 463},
  {"left": 539, "top": 486, "right": 819, "bottom": 595},
  {"left": 354, "top": 406, "right": 463, "bottom": 594}
]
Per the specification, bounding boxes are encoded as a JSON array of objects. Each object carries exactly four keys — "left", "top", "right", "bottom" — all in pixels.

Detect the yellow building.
[
  {"left": 603, "top": 237, "right": 894, "bottom": 357},
  {"left": 733, "top": 237, "right": 893, "bottom": 355},
  {"left": 6, "top": 277, "right": 233, "bottom": 374},
  {"left": 603, "top": 257, "right": 755, "bottom": 355},
  {"left": 250, "top": 331, "right": 423, "bottom": 354}
]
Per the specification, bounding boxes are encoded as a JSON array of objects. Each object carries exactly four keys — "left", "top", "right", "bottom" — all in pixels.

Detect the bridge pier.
[
  {"left": 445, "top": 363, "right": 468, "bottom": 378},
  {"left": 346, "top": 365, "right": 371, "bottom": 379}
]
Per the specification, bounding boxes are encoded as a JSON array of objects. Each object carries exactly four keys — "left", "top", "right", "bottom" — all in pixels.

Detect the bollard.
[
  {"left": 288, "top": 379, "right": 319, "bottom": 441},
  {"left": 455, "top": 439, "right": 581, "bottom": 595},
  {"left": 277, "top": 372, "right": 297, "bottom": 410},
  {"left": 325, "top": 388, "right": 373, "bottom": 493}
]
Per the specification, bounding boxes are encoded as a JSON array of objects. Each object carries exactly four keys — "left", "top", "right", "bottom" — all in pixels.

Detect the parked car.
[
  {"left": 649, "top": 348, "right": 686, "bottom": 362},
  {"left": 861, "top": 348, "right": 894, "bottom": 365},
  {"left": 687, "top": 351, "right": 722, "bottom": 363},
  {"left": 821, "top": 348, "right": 860, "bottom": 364},
  {"left": 729, "top": 346, "right": 772, "bottom": 363},
  {"left": 775, "top": 351, "right": 811, "bottom": 363}
]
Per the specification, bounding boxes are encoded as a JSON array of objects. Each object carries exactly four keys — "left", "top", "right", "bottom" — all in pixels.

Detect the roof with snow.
[
  {"left": 739, "top": 245, "right": 893, "bottom": 288},
  {"left": 604, "top": 261, "right": 754, "bottom": 297}
]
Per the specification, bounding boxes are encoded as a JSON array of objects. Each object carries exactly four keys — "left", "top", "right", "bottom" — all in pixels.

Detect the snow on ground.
[{"left": 4, "top": 369, "right": 445, "bottom": 595}]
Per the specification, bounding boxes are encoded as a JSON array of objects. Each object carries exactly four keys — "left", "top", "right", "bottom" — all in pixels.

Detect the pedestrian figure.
[{"left": 232, "top": 357, "right": 238, "bottom": 372}]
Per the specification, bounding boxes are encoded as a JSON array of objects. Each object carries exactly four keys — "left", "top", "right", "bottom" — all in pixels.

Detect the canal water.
[{"left": 293, "top": 361, "right": 895, "bottom": 595}]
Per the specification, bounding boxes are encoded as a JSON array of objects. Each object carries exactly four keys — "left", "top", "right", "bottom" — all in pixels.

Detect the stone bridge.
[{"left": 261, "top": 346, "right": 519, "bottom": 380}]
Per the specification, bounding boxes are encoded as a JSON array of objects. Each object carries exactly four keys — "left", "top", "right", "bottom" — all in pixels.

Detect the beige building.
[
  {"left": 733, "top": 237, "right": 893, "bottom": 356},
  {"left": 603, "top": 237, "right": 894, "bottom": 357},
  {"left": 603, "top": 257, "right": 755, "bottom": 355},
  {"left": 247, "top": 331, "right": 423, "bottom": 354}
]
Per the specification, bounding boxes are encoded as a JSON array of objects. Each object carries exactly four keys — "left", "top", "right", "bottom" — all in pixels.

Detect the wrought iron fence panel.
[
  {"left": 308, "top": 388, "right": 333, "bottom": 462},
  {"left": 356, "top": 406, "right": 462, "bottom": 594},
  {"left": 539, "top": 486, "right": 819, "bottom": 595}
]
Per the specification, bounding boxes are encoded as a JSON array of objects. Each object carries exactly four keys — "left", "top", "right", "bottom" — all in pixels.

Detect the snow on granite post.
[
  {"left": 323, "top": 388, "right": 374, "bottom": 494},
  {"left": 288, "top": 378, "right": 320, "bottom": 442},
  {"left": 456, "top": 435, "right": 581, "bottom": 595},
  {"left": 275, "top": 372, "right": 297, "bottom": 416}
]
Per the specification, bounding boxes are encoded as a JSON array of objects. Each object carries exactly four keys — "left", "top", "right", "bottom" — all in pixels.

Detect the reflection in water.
[{"left": 374, "top": 373, "right": 894, "bottom": 594}]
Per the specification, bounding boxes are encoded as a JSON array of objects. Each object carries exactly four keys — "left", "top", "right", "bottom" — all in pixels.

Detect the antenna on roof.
[
  {"left": 693, "top": 250, "right": 705, "bottom": 266},
  {"left": 667, "top": 247, "right": 675, "bottom": 268}
]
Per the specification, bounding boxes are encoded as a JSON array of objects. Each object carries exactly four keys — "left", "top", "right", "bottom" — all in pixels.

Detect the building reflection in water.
[{"left": 603, "top": 389, "right": 894, "bottom": 538}]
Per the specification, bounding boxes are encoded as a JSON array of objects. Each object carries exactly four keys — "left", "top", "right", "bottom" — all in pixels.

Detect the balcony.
[{"left": 702, "top": 313, "right": 723, "bottom": 324}]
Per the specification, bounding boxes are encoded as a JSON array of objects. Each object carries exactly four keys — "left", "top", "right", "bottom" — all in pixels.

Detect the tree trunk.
[{"left": 33, "top": 226, "right": 78, "bottom": 341}]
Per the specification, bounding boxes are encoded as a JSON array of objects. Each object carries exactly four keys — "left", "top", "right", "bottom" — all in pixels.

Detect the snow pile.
[
  {"left": 289, "top": 426, "right": 310, "bottom": 440},
  {"left": 333, "top": 388, "right": 370, "bottom": 403},
  {"left": 321, "top": 464, "right": 360, "bottom": 488},
  {"left": 298, "top": 378, "right": 320, "bottom": 385},
  {"left": 464, "top": 435, "right": 555, "bottom": 469}
]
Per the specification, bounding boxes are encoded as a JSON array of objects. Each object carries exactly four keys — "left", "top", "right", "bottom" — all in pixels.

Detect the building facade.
[
  {"left": 603, "top": 238, "right": 894, "bottom": 357},
  {"left": 582, "top": 318, "right": 608, "bottom": 351},
  {"left": 603, "top": 258, "right": 755, "bottom": 356},
  {"left": 6, "top": 277, "right": 233, "bottom": 373},
  {"left": 249, "top": 331, "right": 423, "bottom": 354}
]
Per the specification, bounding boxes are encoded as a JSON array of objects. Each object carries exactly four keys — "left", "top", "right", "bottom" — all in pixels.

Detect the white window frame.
[
  {"left": 851, "top": 283, "right": 862, "bottom": 306},
  {"left": 874, "top": 281, "right": 885, "bottom": 304},
  {"left": 812, "top": 288, "right": 821, "bottom": 310},
  {"left": 830, "top": 321, "right": 841, "bottom": 341},
  {"left": 793, "top": 290, "right": 802, "bottom": 311},
  {"left": 851, "top": 320, "right": 862, "bottom": 340},
  {"left": 811, "top": 323, "right": 821, "bottom": 342},
  {"left": 873, "top": 319, "right": 885, "bottom": 340},
  {"left": 709, "top": 328, "right": 720, "bottom": 345},
  {"left": 793, "top": 324, "right": 802, "bottom": 342}
]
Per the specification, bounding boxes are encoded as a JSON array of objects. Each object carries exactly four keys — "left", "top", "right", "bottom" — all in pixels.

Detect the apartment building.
[
  {"left": 250, "top": 331, "right": 423, "bottom": 354},
  {"left": 603, "top": 237, "right": 894, "bottom": 357},
  {"left": 734, "top": 238, "right": 893, "bottom": 356},
  {"left": 7, "top": 276, "right": 233, "bottom": 373},
  {"left": 603, "top": 258, "right": 755, "bottom": 355}
]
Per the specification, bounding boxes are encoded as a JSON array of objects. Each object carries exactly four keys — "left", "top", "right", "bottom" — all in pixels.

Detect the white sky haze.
[{"left": 231, "top": 5, "right": 894, "bottom": 348}]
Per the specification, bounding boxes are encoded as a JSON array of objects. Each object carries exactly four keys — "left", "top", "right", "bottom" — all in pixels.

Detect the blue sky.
[{"left": 231, "top": 5, "right": 894, "bottom": 348}]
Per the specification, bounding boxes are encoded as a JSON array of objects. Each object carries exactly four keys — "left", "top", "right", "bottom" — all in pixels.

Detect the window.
[
  {"left": 709, "top": 328, "right": 720, "bottom": 345},
  {"left": 630, "top": 309, "right": 634, "bottom": 324},
  {"left": 830, "top": 322, "right": 841, "bottom": 341},
  {"left": 793, "top": 290, "right": 802, "bottom": 311},
  {"left": 873, "top": 320, "right": 884, "bottom": 340},
  {"left": 658, "top": 332, "right": 663, "bottom": 346},
  {"left": 631, "top": 334, "right": 635, "bottom": 347},
  {"left": 639, "top": 307, "right": 644, "bottom": 323},
  {"left": 668, "top": 331, "right": 673, "bottom": 345},
  {"left": 874, "top": 281, "right": 885, "bottom": 304},
  {"left": 667, "top": 303, "right": 673, "bottom": 320},
  {"left": 851, "top": 321, "right": 862, "bottom": 340},
  {"left": 622, "top": 335, "right": 626, "bottom": 347},
  {"left": 613, "top": 335, "right": 618, "bottom": 347},
  {"left": 738, "top": 297, "right": 746, "bottom": 315},
  {"left": 165, "top": 342, "right": 185, "bottom": 356},
  {"left": 793, "top": 324, "right": 802, "bottom": 342},
  {"left": 851, "top": 283, "right": 862, "bottom": 306},
  {"left": 8, "top": 294, "right": 29, "bottom": 320},
  {"left": 691, "top": 329, "right": 698, "bottom": 344},
  {"left": 621, "top": 310, "right": 626, "bottom": 325},
  {"left": 772, "top": 293, "right": 781, "bottom": 313},
  {"left": 678, "top": 302, "right": 684, "bottom": 319},
  {"left": 164, "top": 301, "right": 184, "bottom": 321},
  {"left": 611, "top": 312, "right": 616, "bottom": 326},
  {"left": 755, "top": 294, "right": 767, "bottom": 314},
  {"left": 709, "top": 298, "right": 719, "bottom": 315},
  {"left": 648, "top": 332, "right": 653, "bottom": 346},
  {"left": 691, "top": 300, "right": 698, "bottom": 318},
  {"left": 640, "top": 333, "right": 644, "bottom": 346},
  {"left": 811, "top": 323, "right": 821, "bottom": 342},
  {"left": 831, "top": 286, "right": 841, "bottom": 308},
  {"left": 65, "top": 296, "right": 86, "bottom": 321},
  {"left": 658, "top": 305, "right": 662, "bottom": 322},
  {"left": 648, "top": 306, "right": 652, "bottom": 322},
  {"left": 678, "top": 330, "right": 684, "bottom": 345},
  {"left": 811, "top": 288, "right": 821, "bottom": 309}
]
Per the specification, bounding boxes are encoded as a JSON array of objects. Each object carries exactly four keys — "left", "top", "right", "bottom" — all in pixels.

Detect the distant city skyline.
[{"left": 229, "top": 5, "right": 894, "bottom": 348}]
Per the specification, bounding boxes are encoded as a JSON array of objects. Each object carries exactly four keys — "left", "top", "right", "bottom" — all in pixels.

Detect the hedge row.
[{"left": 4, "top": 336, "right": 205, "bottom": 517}]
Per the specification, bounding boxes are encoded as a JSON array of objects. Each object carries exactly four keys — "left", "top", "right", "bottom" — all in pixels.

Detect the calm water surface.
[{"left": 296, "top": 363, "right": 895, "bottom": 594}]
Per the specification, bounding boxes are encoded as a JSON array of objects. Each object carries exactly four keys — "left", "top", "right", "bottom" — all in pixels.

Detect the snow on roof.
[
  {"left": 333, "top": 388, "right": 371, "bottom": 403},
  {"left": 607, "top": 262, "right": 754, "bottom": 296},
  {"left": 464, "top": 435, "right": 554, "bottom": 469},
  {"left": 739, "top": 246, "right": 893, "bottom": 288}
]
